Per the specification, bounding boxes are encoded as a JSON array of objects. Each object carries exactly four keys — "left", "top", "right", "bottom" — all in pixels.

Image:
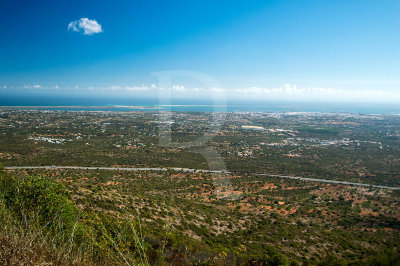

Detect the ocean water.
[{"left": 0, "top": 95, "right": 399, "bottom": 114}]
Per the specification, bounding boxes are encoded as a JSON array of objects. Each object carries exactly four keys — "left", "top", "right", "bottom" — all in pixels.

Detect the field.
[{"left": 1, "top": 109, "right": 400, "bottom": 265}]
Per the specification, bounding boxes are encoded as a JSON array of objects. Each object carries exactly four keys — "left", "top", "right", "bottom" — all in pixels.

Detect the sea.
[{"left": 0, "top": 95, "right": 399, "bottom": 114}]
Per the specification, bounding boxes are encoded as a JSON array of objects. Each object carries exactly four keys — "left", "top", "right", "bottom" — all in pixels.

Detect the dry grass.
[
  {"left": 0, "top": 171, "right": 149, "bottom": 266},
  {"left": 0, "top": 234, "right": 75, "bottom": 266}
]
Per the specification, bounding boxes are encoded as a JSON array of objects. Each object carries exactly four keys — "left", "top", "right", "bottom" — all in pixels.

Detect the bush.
[
  {"left": 0, "top": 172, "right": 148, "bottom": 264},
  {"left": 0, "top": 174, "right": 77, "bottom": 231},
  {"left": 366, "top": 249, "right": 400, "bottom": 266}
]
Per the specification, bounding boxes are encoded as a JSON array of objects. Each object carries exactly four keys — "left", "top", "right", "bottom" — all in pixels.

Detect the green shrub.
[
  {"left": 0, "top": 174, "right": 77, "bottom": 231},
  {"left": 366, "top": 249, "right": 400, "bottom": 266}
]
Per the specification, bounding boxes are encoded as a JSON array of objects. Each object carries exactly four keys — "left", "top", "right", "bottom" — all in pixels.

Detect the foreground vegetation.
[
  {"left": 0, "top": 166, "right": 292, "bottom": 265},
  {"left": 1, "top": 164, "right": 400, "bottom": 265}
]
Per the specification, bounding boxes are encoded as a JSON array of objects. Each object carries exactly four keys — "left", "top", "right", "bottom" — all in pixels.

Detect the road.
[
  {"left": 5, "top": 165, "right": 226, "bottom": 174},
  {"left": 5, "top": 166, "right": 400, "bottom": 190}
]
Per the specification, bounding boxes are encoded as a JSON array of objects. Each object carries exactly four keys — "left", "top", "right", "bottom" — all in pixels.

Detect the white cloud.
[
  {"left": 109, "top": 85, "right": 121, "bottom": 90},
  {"left": 23, "top": 84, "right": 42, "bottom": 89},
  {"left": 210, "top": 87, "right": 224, "bottom": 93},
  {"left": 171, "top": 85, "right": 186, "bottom": 92},
  {"left": 98, "top": 85, "right": 152, "bottom": 92},
  {"left": 68, "top": 18, "right": 102, "bottom": 35},
  {"left": 29, "top": 83, "right": 397, "bottom": 103},
  {"left": 125, "top": 86, "right": 150, "bottom": 92},
  {"left": 231, "top": 84, "right": 400, "bottom": 102}
]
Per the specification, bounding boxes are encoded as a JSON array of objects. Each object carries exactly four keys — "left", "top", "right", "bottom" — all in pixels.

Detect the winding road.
[{"left": 5, "top": 166, "right": 400, "bottom": 190}]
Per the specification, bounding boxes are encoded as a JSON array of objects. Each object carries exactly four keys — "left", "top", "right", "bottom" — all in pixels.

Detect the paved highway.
[
  {"left": 5, "top": 166, "right": 226, "bottom": 174},
  {"left": 5, "top": 166, "right": 400, "bottom": 190}
]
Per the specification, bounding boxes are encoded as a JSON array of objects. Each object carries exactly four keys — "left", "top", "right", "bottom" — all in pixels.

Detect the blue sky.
[{"left": 0, "top": 0, "right": 399, "bottom": 102}]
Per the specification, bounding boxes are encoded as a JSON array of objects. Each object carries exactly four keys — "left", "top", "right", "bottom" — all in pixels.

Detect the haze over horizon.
[{"left": 1, "top": 0, "right": 399, "bottom": 103}]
